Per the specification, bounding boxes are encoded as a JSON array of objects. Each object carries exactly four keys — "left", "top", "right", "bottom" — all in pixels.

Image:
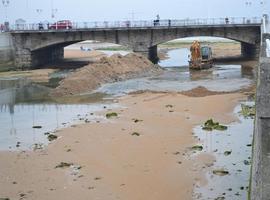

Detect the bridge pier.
[
  {"left": 241, "top": 42, "right": 260, "bottom": 59},
  {"left": 133, "top": 45, "right": 159, "bottom": 64},
  {"left": 14, "top": 45, "right": 64, "bottom": 69}
]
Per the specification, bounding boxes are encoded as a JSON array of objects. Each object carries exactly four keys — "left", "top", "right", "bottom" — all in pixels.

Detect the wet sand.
[
  {"left": 0, "top": 92, "right": 245, "bottom": 200},
  {"left": 0, "top": 69, "right": 57, "bottom": 83}
]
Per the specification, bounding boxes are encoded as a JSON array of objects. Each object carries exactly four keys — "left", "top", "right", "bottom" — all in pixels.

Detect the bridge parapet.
[
  {"left": 6, "top": 17, "right": 262, "bottom": 32},
  {"left": 251, "top": 15, "right": 270, "bottom": 200}
]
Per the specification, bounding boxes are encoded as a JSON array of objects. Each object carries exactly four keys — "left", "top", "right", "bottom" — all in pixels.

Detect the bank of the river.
[
  {"left": 0, "top": 41, "right": 257, "bottom": 199},
  {"left": 0, "top": 91, "right": 245, "bottom": 200}
]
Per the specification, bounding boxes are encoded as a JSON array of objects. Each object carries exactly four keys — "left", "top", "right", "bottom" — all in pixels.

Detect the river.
[{"left": 0, "top": 47, "right": 255, "bottom": 199}]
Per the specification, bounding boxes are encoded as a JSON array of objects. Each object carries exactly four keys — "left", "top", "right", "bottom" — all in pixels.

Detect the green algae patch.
[
  {"left": 191, "top": 145, "right": 203, "bottom": 151},
  {"left": 240, "top": 104, "right": 255, "bottom": 118},
  {"left": 131, "top": 132, "right": 140, "bottom": 136},
  {"left": 202, "top": 119, "right": 228, "bottom": 131},
  {"left": 47, "top": 134, "right": 58, "bottom": 141},
  {"left": 106, "top": 112, "right": 118, "bottom": 118}
]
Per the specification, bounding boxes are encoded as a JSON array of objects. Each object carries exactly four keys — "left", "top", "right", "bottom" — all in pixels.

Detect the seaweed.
[
  {"left": 55, "top": 162, "right": 73, "bottom": 168},
  {"left": 131, "top": 132, "right": 140, "bottom": 136},
  {"left": 47, "top": 134, "right": 58, "bottom": 141},
  {"left": 240, "top": 104, "right": 255, "bottom": 118},
  {"left": 202, "top": 119, "right": 228, "bottom": 131},
  {"left": 106, "top": 112, "right": 118, "bottom": 118},
  {"left": 191, "top": 145, "right": 203, "bottom": 151}
]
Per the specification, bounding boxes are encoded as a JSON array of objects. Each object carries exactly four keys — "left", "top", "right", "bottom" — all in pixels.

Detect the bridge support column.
[
  {"left": 14, "top": 45, "right": 64, "bottom": 69},
  {"left": 133, "top": 44, "right": 159, "bottom": 64},
  {"left": 14, "top": 48, "right": 32, "bottom": 70},
  {"left": 241, "top": 42, "right": 260, "bottom": 59},
  {"left": 148, "top": 45, "right": 159, "bottom": 64}
]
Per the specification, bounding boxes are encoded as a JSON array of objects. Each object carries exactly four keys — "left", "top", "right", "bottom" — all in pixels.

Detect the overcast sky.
[{"left": 0, "top": 0, "right": 269, "bottom": 23}]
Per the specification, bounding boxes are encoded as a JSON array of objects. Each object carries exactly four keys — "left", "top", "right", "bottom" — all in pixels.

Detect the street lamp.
[
  {"left": 36, "top": 9, "right": 43, "bottom": 20},
  {"left": 51, "top": 8, "right": 57, "bottom": 19},
  {"left": 2, "top": 0, "right": 10, "bottom": 22}
]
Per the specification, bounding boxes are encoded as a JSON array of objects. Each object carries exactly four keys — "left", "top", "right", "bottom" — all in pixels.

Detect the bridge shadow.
[{"left": 36, "top": 60, "right": 91, "bottom": 70}]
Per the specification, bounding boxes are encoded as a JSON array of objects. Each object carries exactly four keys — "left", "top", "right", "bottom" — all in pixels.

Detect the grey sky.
[{"left": 0, "top": 0, "right": 269, "bottom": 23}]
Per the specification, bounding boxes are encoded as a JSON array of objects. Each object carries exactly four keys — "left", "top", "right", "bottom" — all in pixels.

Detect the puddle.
[
  {"left": 0, "top": 103, "right": 118, "bottom": 151},
  {"left": 192, "top": 102, "right": 254, "bottom": 199}
]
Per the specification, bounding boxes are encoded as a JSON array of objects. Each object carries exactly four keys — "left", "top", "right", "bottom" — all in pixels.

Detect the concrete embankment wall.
[
  {"left": 0, "top": 33, "right": 14, "bottom": 64},
  {"left": 251, "top": 32, "right": 270, "bottom": 200}
]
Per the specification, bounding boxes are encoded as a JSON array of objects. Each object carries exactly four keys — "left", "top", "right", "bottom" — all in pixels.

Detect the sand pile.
[
  {"left": 180, "top": 86, "right": 228, "bottom": 97},
  {"left": 51, "top": 53, "right": 162, "bottom": 96}
]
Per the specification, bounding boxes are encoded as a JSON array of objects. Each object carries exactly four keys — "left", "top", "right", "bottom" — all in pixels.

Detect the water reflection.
[
  {"left": 96, "top": 64, "right": 254, "bottom": 96},
  {"left": 193, "top": 103, "right": 254, "bottom": 199},
  {"left": 0, "top": 77, "right": 117, "bottom": 151}
]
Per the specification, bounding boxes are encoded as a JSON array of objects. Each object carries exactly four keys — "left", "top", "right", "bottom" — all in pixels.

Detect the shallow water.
[
  {"left": 159, "top": 48, "right": 190, "bottom": 67},
  {"left": 193, "top": 103, "right": 254, "bottom": 199},
  {"left": 96, "top": 64, "right": 254, "bottom": 96},
  {"left": 0, "top": 74, "right": 117, "bottom": 151}
]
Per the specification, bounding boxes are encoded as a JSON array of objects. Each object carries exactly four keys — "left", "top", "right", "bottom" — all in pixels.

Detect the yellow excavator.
[{"left": 189, "top": 40, "right": 213, "bottom": 70}]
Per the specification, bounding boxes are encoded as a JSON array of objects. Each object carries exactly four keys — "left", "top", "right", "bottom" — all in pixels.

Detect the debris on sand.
[
  {"left": 51, "top": 53, "right": 162, "bottom": 97},
  {"left": 132, "top": 118, "right": 143, "bottom": 123},
  {"left": 202, "top": 119, "right": 228, "bottom": 131},
  {"left": 213, "top": 169, "right": 229, "bottom": 176},
  {"left": 55, "top": 162, "right": 73, "bottom": 169},
  {"left": 32, "top": 125, "right": 42, "bottom": 129}
]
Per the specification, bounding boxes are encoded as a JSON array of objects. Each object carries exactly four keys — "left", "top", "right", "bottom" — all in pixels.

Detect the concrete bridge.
[{"left": 5, "top": 17, "right": 262, "bottom": 69}]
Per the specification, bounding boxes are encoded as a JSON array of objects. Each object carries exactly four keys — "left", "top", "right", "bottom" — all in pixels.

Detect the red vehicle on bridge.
[{"left": 49, "top": 20, "right": 72, "bottom": 30}]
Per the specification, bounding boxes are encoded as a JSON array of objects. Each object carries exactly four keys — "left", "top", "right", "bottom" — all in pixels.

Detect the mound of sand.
[
  {"left": 51, "top": 53, "right": 162, "bottom": 97},
  {"left": 180, "top": 86, "right": 228, "bottom": 97}
]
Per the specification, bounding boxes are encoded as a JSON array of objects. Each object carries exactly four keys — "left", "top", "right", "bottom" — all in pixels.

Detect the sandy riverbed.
[{"left": 0, "top": 91, "right": 245, "bottom": 200}]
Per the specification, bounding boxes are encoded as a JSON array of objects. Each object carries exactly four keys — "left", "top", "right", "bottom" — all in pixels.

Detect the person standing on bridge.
[{"left": 154, "top": 14, "right": 160, "bottom": 26}]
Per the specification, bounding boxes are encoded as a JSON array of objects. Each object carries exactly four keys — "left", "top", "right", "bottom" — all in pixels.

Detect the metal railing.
[
  {"left": 262, "top": 15, "right": 270, "bottom": 57},
  {"left": 1, "top": 17, "right": 262, "bottom": 32},
  {"left": 266, "top": 39, "right": 270, "bottom": 57}
]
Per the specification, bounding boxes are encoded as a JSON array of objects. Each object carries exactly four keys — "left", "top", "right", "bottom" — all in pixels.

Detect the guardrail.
[
  {"left": 262, "top": 15, "right": 270, "bottom": 57},
  {"left": 1, "top": 17, "right": 262, "bottom": 32}
]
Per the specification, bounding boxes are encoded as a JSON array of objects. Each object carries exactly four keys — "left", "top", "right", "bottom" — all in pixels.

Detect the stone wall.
[{"left": 251, "top": 32, "right": 270, "bottom": 200}]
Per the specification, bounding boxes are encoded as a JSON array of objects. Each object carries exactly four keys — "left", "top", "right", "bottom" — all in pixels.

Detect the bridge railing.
[
  {"left": 5, "top": 17, "right": 262, "bottom": 32},
  {"left": 262, "top": 15, "right": 270, "bottom": 57}
]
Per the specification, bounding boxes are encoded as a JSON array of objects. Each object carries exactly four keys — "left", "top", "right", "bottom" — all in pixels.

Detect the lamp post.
[
  {"left": 36, "top": 9, "right": 43, "bottom": 21},
  {"left": 51, "top": 8, "right": 57, "bottom": 19},
  {"left": 2, "top": 0, "right": 10, "bottom": 22}
]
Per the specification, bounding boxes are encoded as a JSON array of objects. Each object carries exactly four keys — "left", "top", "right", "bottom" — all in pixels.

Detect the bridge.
[{"left": 5, "top": 17, "right": 262, "bottom": 69}]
